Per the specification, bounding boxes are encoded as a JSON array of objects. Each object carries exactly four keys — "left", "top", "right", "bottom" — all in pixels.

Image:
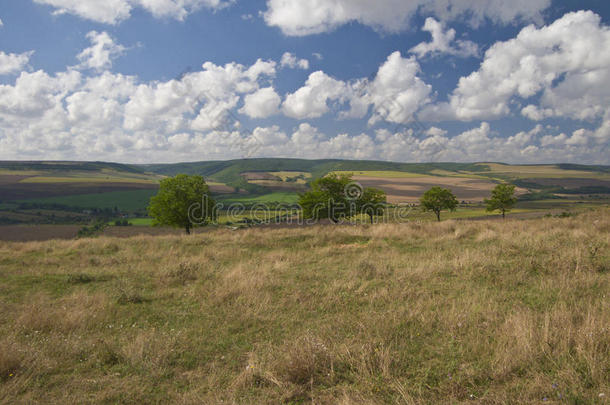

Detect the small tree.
[
  {"left": 299, "top": 173, "right": 352, "bottom": 223},
  {"left": 485, "top": 183, "right": 517, "bottom": 219},
  {"left": 420, "top": 187, "right": 458, "bottom": 222},
  {"left": 359, "top": 188, "right": 387, "bottom": 223},
  {"left": 299, "top": 173, "right": 386, "bottom": 223},
  {"left": 148, "top": 174, "right": 215, "bottom": 234}
]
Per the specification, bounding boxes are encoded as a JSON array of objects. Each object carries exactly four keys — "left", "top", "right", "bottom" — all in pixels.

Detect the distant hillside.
[
  {"left": 1, "top": 159, "right": 609, "bottom": 225},
  {"left": 139, "top": 159, "right": 489, "bottom": 191},
  {"left": 0, "top": 161, "right": 146, "bottom": 174}
]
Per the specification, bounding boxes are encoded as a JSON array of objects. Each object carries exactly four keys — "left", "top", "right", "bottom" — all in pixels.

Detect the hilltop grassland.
[{"left": 0, "top": 210, "right": 609, "bottom": 404}]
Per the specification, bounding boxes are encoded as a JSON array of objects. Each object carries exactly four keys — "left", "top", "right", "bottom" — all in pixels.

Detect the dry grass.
[{"left": 0, "top": 209, "right": 608, "bottom": 403}]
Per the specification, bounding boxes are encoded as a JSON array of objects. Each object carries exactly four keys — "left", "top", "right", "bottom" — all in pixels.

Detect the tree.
[
  {"left": 299, "top": 173, "right": 386, "bottom": 223},
  {"left": 299, "top": 173, "right": 351, "bottom": 223},
  {"left": 485, "top": 183, "right": 517, "bottom": 219},
  {"left": 420, "top": 187, "right": 458, "bottom": 222},
  {"left": 359, "top": 187, "right": 387, "bottom": 223},
  {"left": 148, "top": 174, "right": 216, "bottom": 234}
]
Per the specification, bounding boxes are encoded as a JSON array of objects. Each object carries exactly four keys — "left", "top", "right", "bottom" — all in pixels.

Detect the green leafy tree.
[
  {"left": 359, "top": 188, "right": 387, "bottom": 223},
  {"left": 420, "top": 187, "right": 458, "bottom": 222},
  {"left": 299, "top": 173, "right": 351, "bottom": 222},
  {"left": 299, "top": 173, "right": 386, "bottom": 223},
  {"left": 148, "top": 174, "right": 216, "bottom": 234},
  {"left": 485, "top": 183, "right": 517, "bottom": 219}
]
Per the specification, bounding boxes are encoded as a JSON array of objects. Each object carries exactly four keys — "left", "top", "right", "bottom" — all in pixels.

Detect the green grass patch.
[
  {"left": 19, "top": 176, "right": 158, "bottom": 184},
  {"left": 216, "top": 192, "right": 299, "bottom": 205},
  {"left": 21, "top": 189, "right": 158, "bottom": 212},
  {"left": 332, "top": 170, "right": 424, "bottom": 178}
]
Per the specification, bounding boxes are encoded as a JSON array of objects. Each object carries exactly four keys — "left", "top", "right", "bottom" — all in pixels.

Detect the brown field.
[
  {"left": 353, "top": 175, "right": 528, "bottom": 203},
  {"left": 0, "top": 175, "right": 30, "bottom": 185},
  {"left": 522, "top": 178, "right": 610, "bottom": 189},
  {"left": 207, "top": 183, "right": 236, "bottom": 194},
  {"left": 477, "top": 163, "right": 610, "bottom": 179},
  {"left": 241, "top": 172, "right": 281, "bottom": 181}
]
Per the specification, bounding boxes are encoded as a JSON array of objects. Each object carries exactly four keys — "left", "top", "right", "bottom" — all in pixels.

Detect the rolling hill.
[{"left": 0, "top": 159, "right": 609, "bottom": 227}]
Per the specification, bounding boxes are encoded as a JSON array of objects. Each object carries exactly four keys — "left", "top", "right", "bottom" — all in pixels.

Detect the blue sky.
[{"left": 0, "top": 0, "right": 609, "bottom": 164}]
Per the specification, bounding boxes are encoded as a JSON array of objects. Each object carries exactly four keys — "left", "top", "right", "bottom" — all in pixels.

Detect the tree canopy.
[
  {"left": 148, "top": 174, "right": 215, "bottom": 234},
  {"left": 420, "top": 187, "right": 458, "bottom": 221},
  {"left": 485, "top": 183, "right": 517, "bottom": 218},
  {"left": 299, "top": 173, "right": 386, "bottom": 223}
]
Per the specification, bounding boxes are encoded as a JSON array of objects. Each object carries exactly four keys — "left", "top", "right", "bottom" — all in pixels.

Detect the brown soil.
[
  {"left": 353, "top": 176, "right": 527, "bottom": 203},
  {"left": 522, "top": 178, "right": 610, "bottom": 189},
  {"left": 208, "top": 184, "right": 236, "bottom": 194},
  {"left": 241, "top": 172, "right": 281, "bottom": 181}
]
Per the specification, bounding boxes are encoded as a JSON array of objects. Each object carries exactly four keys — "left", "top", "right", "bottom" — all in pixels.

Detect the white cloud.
[
  {"left": 0, "top": 51, "right": 34, "bottom": 75},
  {"left": 0, "top": 55, "right": 281, "bottom": 162},
  {"left": 33, "top": 0, "right": 233, "bottom": 24},
  {"left": 0, "top": 18, "right": 607, "bottom": 164},
  {"left": 425, "top": 126, "right": 448, "bottom": 137},
  {"left": 282, "top": 51, "right": 432, "bottom": 124},
  {"left": 344, "top": 51, "right": 432, "bottom": 126},
  {"left": 133, "top": 0, "right": 233, "bottom": 20},
  {"left": 0, "top": 18, "right": 4, "bottom": 27},
  {"left": 33, "top": 0, "right": 132, "bottom": 24},
  {"left": 76, "top": 31, "right": 126, "bottom": 72},
  {"left": 124, "top": 58, "right": 276, "bottom": 133},
  {"left": 280, "top": 52, "right": 310, "bottom": 70},
  {"left": 263, "top": 0, "right": 550, "bottom": 36},
  {"left": 282, "top": 71, "right": 346, "bottom": 119},
  {"left": 410, "top": 18, "right": 478, "bottom": 58},
  {"left": 239, "top": 87, "right": 281, "bottom": 118},
  {"left": 240, "top": 122, "right": 608, "bottom": 164},
  {"left": 423, "top": 11, "right": 610, "bottom": 125}
]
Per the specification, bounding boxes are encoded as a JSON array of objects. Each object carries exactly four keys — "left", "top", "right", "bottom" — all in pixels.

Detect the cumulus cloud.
[
  {"left": 0, "top": 62, "right": 606, "bottom": 164},
  {"left": 195, "top": 122, "right": 607, "bottom": 164},
  {"left": 423, "top": 11, "right": 610, "bottom": 127},
  {"left": 0, "top": 9, "right": 607, "bottom": 164},
  {"left": 351, "top": 51, "right": 432, "bottom": 125},
  {"left": 0, "top": 18, "right": 4, "bottom": 27},
  {"left": 33, "top": 0, "right": 233, "bottom": 24},
  {"left": 239, "top": 87, "right": 281, "bottom": 118},
  {"left": 0, "top": 55, "right": 279, "bottom": 162},
  {"left": 125, "top": 58, "right": 276, "bottom": 133},
  {"left": 263, "top": 0, "right": 551, "bottom": 36},
  {"left": 282, "top": 71, "right": 346, "bottom": 119},
  {"left": 410, "top": 18, "right": 479, "bottom": 58},
  {"left": 0, "top": 51, "right": 34, "bottom": 75},
  {"left": 280, "top": 52, "right": 310, "bottom": 70},
  {"left": 76, "top": 31, "right": 126, "bottom": 72},
  {"left": 282, "top": 51, "right": 432, "bottom": 124}
]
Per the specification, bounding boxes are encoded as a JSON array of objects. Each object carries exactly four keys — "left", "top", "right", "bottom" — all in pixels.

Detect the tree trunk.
[
  {"left": 185, "top": 224, "right": 191, "bottom": 234},
  {"left": 502, "top": 209, "right": 505, "bottom": 219},
  {"left": 436, "top": 211, "right": 441, "bottom": 222},
  {"left": 369, "top": 213, "right": 374, "bottom": 224}
]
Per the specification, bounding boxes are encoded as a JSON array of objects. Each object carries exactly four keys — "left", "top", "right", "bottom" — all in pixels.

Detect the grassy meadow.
[{"left": 0, "top": 209, "right": 608, "bottom": 404}]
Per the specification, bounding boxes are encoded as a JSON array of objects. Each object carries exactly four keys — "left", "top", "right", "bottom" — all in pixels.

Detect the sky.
[{"left": 0, "top": 0, "right": 609, "bottom": 164}]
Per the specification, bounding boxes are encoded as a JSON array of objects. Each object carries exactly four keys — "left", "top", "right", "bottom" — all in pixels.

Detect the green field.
[
  {"left": 216, "top": 192, "right": 300, "bottom": 205},
  {"left": 332, "top": 170, "right": 425, "bottom": 178},
  {"left": 23, "top": 190, "right": 158, "bottom": 212},
  {"left": 19, "top": 176, "right": 158, "bottom": 184},
  {"left": 2, "top": 159, "right": 610, "bottom": 227}
]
